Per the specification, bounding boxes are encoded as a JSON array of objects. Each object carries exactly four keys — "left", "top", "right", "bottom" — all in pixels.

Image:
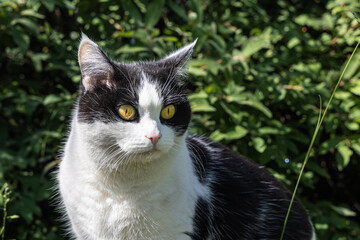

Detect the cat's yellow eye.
[
  {"left": 161, "top": 105, "right": 176, "bottom": 120},
  {"left": 118, "top": 105, "right": 136, "bottom": 121}
]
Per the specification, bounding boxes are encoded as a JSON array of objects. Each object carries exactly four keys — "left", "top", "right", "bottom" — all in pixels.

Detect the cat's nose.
[{"left": 146, "top": 133, "right": 161, "bottom": 146}]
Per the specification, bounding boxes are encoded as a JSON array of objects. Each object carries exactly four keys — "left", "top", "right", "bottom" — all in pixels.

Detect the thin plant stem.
[
  {"left": 280, "top": 40, "right": 360, "bottom": 240},
  {"left": 0, "top": 184, "right": 9, "bottom": 240}
]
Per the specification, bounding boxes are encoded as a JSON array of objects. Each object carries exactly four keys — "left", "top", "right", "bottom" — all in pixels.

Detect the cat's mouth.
[
  {"left": 118, "top": 143, "right": 163, "bottom": 159},
  {"left": 137, "top": 147, "right": 161, "bottom": 156},
  {"left": 116, "top": 139, "right": 173, "bottom": 162}
]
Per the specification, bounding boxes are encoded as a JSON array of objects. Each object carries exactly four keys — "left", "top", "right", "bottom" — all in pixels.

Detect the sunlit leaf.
[
  {"left": 331, "top": 205, "right": 356, "bottom": 217},
  {"left": 336, "top": 145, "right": 353, "bottom": 171},
  {"left": 252, "top": 137, "right": 267, "bottom": 153}
]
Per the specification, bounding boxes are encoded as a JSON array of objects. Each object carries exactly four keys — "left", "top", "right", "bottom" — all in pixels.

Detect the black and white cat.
[{"left": 58, "top": 34, "right": 315, "bottom": 240}]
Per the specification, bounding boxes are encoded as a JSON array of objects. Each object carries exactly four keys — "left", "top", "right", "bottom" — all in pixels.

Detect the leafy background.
[{"left": 1, "top": 0, "right": 360, "bottom": 239}]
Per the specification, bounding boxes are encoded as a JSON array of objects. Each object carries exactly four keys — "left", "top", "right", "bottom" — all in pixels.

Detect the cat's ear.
[
  {"left": 162, "top": 39, "right": 197, "bottom": 76},
  {"left": 78, "top": 33, "right": 115, "bottom": 92}
]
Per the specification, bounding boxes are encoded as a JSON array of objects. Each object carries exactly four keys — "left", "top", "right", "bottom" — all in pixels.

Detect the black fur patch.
[
  {"left": 186, "top": 197, "right": 211, "bottom": 240},
  {"left": 77, "top": 63, "right": 141, "bottom": 123},
  {"left": 187, "top": 135, "right": 314, "bottom": 240},
  {"left": 77, "top": 58, "right": 191, "bottom": 136}
]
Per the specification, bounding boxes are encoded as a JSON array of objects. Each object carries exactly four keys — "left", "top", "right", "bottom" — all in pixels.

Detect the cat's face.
[{"left": 75, "top": 34, "right": 195, "bottom": 167}]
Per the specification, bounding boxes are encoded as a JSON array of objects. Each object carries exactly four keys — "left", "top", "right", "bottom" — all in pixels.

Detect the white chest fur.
[{"left": 58, "top": 120, "right": 208, "bottom": 240}]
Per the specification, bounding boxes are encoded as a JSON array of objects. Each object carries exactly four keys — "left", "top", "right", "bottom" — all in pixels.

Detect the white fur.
[{"left": 58, "top": 77, "right": 209, "bottom": 240}]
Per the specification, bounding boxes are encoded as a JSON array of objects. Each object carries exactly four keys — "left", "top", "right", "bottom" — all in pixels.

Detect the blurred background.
[{"left": 1, "top": 0, "right": 360, "bottom": 239}]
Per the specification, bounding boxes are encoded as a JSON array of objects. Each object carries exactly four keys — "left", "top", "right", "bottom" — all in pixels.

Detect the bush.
[{"left": 0, "top": 0, "right": 359, "bottom": 239}]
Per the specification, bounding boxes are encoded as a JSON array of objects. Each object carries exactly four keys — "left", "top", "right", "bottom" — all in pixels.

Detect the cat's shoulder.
[{"left": 186, "top": 134, "right": 269, "bottom": 182}]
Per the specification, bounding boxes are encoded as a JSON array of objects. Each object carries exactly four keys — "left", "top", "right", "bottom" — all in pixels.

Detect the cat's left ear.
[
  {"left": 162, "top": 39, "right": 197, "bottom": 76},
  {"left": 78, "top": 33, "right": 115, "bottom": 92}
]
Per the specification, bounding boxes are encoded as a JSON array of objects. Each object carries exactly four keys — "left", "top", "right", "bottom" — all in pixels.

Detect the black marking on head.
[
  {"left": 77, "top": 85, "right": 139, "bottom": 124},
  {"left": 78, "top": 62, "right": 143, "bottom": 123},
  {"left": 159, "top": 101, "right": 191, "bottom": 136},
  {"left": 76, "top": 35, "right": 195, "bottom": 134}
]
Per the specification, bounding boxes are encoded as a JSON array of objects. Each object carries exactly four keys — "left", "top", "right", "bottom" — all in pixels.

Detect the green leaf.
[
  {"left": 7, "top": 215, "right": 20, "bottom": 219},
  {"left": 210, "top": 126, "right": 248, "bottom": 142},
  {"left": 11, "top": 27, "right": 30, "bottom": 53},
  {"left": 319, "top": 137, "right": 343, "bottom": 155},
  {"left": 145, "top": 0, "right": 165, "bottom": 28},
  {"left": 163, "top": 36, "right": 178, "bottom": 42},
  {"left": 44, "top": 94, "right": 63, "bottom": 105},
  {"left": 188, "top": 67, "right": 207, "bottom": 76},
  {"left": 224, "top": 126, "right": 248, "bottom": 141},
  {"left": 349, "top": 80, "right": 360, "bottom": 96},
  {"left": 230, "top": 98, "right": 272, "bottom": 118},
  {"left": 343, "top": 50, "right": 360, "bottom": 80},
  {"left": 23, "top": 96, "right": 42, "bottom": 117},
  {"left": 259, "top": 127, "right": 285, "bottom": 135},
  {"left": 240, "top": 27, "right": 272, "bottom": 58},
  {"left": 115, "top": 31, "right": 135, "bottom": 38},
  {"left": 120, "top": 0, "right": 143, "bottom": 24},
  {"left": 225, "top": 93, "right": 273, "bottom": 118},
  {"left": 11, "top": 18, "right": 39, "bottom": 35},
  {"left": 331, "top": 205, "right": 356, "bottom": 217},
  {"left": 189, "top": 89, "right": 216, "bottom": 112},
  {"left": 20, "top": 9, "right": 45, "bottom": 19},
  {"left": 41, "top": 0, "right": 56, "bottom": 11},
  {"left": 351, "top": 142, "right": 360, "bottom": 155},
  {"left": 29, "top": 53, "right": 49, "bottom": 72},
  {"left": 336, "top": 145, "right": 353, "bottom": 171},
  {"left": 167, "top": 0, "right": 188, "bottom": 21},
  {"left": 190, "top": 0, "right": 203, "bottom": 22},
  {"left": 287, "top": 38, "right": 300, "bottom": 49},
  {"left": 209, "top": 130, "right": 225, "bottom": 142},
  {"left": 190, "top": 59, "right": 221, "bottom": 75},
  {"left": 252, "top": 137, "right": 267, "bottom": 153},
  {"left": 11, "top": 195, "right": 40, "bottom": 224},
  {"left": 188, "top": 90, "right": 208, "bottom": 99},
  {"left": 190, "top": 99, "right": 216, "bottom": 112},
  {"left": 115, "top": 45, "right": 149, "bottom": 54},
  {"left": 241, "top": 100, "right": 272, "bottom": 118}
]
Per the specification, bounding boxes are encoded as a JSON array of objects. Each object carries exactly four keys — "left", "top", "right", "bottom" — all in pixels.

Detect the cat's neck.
[{"left": 92, "top": 140, "right": 191, "bottom": 194}]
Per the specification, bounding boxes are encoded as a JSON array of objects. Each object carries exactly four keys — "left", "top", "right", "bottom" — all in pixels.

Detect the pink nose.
[{"left": 146, "top": 133, "right": 161, "bottom": 146}]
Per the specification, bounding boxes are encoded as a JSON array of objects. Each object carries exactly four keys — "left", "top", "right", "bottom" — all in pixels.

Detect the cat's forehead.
[
  {"left": 115, "top": 61, "right": 172, "bottom": 86},
  {"left": 138, "top": 72, "right": 162, "bottom": 111},
  {"left": 114, "top": 61, "right": 183, "bottom": 100}
]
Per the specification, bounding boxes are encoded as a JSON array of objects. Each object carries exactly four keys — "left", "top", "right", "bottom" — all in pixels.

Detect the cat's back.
[{"left": 186, "top": 135, "right": 314, "bottom": 240}]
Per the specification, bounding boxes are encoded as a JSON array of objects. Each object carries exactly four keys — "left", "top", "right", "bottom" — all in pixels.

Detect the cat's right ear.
[
  {"left": 78, "top": 33, "right": 115, "bottom": 92},
  {"left": 162, "top": 39, "right": 197, "bottom": 77}
]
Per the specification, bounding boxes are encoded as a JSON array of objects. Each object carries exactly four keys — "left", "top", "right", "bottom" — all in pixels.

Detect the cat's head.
[{"left": 75, "top": 34, "right": 196, "bottom": 169}]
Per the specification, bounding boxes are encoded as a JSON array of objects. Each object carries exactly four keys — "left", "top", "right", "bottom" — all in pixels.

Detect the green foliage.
[
  {"left": 1, "top": 183, "right": 19, "bottom": 240},
  {"left": 0, "top": 0, "right": 359, "bottom": 239}
]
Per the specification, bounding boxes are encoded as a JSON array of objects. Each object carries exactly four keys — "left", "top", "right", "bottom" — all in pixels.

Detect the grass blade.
[{"left": 280, "top": 40, "right": 360, "bottom": 240}]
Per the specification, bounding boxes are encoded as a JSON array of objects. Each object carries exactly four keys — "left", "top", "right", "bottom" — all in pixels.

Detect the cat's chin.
[{"left": 130, "top": 148, "right": 167, "bottom": 163}]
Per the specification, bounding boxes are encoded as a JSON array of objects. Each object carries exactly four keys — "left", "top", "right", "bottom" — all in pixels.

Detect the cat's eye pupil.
[
  {"left": 119, "top": 105, "right": 136, "bottom": 121},
  {"left": 161, "top": 104, "right": 175, "bottom": 120}
]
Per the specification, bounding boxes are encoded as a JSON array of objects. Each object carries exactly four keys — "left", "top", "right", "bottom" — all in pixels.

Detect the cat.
[{"left": 58, "top": 33, "right": 316, "bottom": 240}]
